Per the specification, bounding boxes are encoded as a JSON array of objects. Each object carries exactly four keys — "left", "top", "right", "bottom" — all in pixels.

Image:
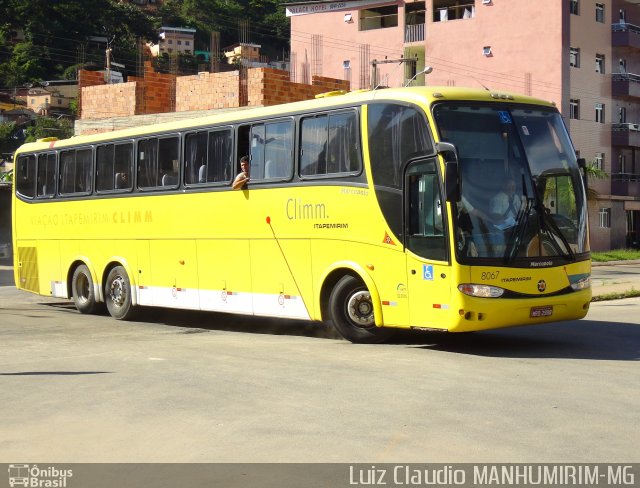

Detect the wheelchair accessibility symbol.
[{"left": 423, "top": 264, "right": 434, "bottom": 281}]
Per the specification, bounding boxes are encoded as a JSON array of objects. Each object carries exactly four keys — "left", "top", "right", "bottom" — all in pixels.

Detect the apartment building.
[
  {"left": 148, "top": 27, "right": 196, "bottom": 57},
  {"left": 287, "top": 0, "right": 640, "bottom": 250}
]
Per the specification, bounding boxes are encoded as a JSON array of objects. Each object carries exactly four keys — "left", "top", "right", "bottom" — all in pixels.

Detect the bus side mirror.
[
  {"left": 437, "top": 142, "right": 460, "bottom": 202},
  {"left": 577, "top": 157, "right": 588, "bottom": 189}
]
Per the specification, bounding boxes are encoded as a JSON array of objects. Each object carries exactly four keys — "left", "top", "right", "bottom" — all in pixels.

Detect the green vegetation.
[
  {"left": 591, "top": 249, "right": 640, "bottom": 262},
  {"left": 0, "top": 169, "right": 12, "bottom": 182},
  {"left": 24, "top": 117, "right": 73, "bottom": 142},
  {"left": 0, "top": 0, "right": 289, "bottom": 88},
  {"left": 591, "top": 288, "right": 640, "bottom": 302}
]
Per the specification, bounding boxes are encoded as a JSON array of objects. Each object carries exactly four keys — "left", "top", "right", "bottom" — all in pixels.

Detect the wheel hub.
[
  {"left": 77, "top": 274, "right": 90, "bottom": 303},
  {"left": 109, "top": 276, "right": 126, "bottom": 307},
  {"left": 347, "top": 291, "right": 374, "bottom": 327}
]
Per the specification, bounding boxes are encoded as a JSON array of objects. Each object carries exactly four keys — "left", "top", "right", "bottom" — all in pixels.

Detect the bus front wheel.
[
  {"left": 105, "top": 266, "right": 137, "bottom": 320},
  {"left": 328, "top": 275, "right": 393, "bottom": 344},
  {"left": 71, "top": 264, "right": 99, "bottom": 314}
]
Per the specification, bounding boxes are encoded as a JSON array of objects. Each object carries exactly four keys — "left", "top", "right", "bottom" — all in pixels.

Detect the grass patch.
[
  {"left": 591, "top": 249, "right": 640, "bottom": 262},
  {"left": 591, "top": 288, "right": 640, "bottom": 302}
]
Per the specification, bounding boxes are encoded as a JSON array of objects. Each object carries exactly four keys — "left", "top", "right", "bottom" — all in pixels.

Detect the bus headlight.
[
  {"left": 458, "top": 284, "right": 505, "bottom": 298},
  {"left": 570, "top": 277, "right": 591, "bottom": 291}
]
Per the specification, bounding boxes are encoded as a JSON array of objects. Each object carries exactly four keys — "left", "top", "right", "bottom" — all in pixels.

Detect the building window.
[
  {"left": 619, "top": 106, "right": 627, "bottom": 123},
  {"left": 570, "top": 0, "right": 579, "bottom": 15},
  {"left": 406, "top": 1, "right": 426, "bottom": 25},
  {"left": 594, "top": 152, "right": 604, "bottom": 171},
  {"left": 596, "top": 3, "right": 605, "bottom": 23},
  {"left": 185, "top": 41, "right": 190, "bottom": 46},
  {"left": 619, "top": 154, "right": 627, "bottom": 173},
  {"left": 596, "top": 54, "right": 605, "bottom": 73},
  {"left": 570, "top": 47, "right": 580, "bottom": 68},
  {"left": 599, "top": 208, "right": 611, "bottom": 228},
  {"left": 433, "top": 0, "right": 474, "bottom": 21},
  {"left": 570, "top": 99, "right": 580, "bottom": 119},
  {"left": 168, "top": 39, "right": 173, "bottom": 44},
  {"left": 619, "top": 58, "right": 627, "bottom": 74},
  {"left": 595, "top": 103, "right": 605, "bottom": 123},
  {"left": 360, "top": 5, "right": 398, "bottom": 30}
]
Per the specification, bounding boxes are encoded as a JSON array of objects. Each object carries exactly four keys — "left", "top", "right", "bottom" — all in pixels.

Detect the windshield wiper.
[
  {"left": 505, "top": 175, "right": 533, "bottom": 262},
  {"left": 541, "top": 210, "right": 576, "bottom": 261},
  {"left": 528, "top": 179, "right": 574, "bottom": 260}
]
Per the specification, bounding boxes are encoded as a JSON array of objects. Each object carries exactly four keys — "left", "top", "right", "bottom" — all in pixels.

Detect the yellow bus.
[{"left": 12, "top": 87, "right": 591, "bottom": 343}]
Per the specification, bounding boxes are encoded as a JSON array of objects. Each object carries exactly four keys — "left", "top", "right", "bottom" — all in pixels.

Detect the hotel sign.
[{"left": 286, "top": 0, "right": 384, "bottom": 17}]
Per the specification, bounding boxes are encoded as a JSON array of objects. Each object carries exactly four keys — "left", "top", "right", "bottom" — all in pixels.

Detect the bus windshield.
[{"left": 433, "top": 103, "right": 589, "bottom": 263}]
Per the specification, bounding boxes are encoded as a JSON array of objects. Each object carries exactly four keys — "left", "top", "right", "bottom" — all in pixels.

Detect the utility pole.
[
  {"left": 370, "top": 56, "right": 417, "bottom": 89},
  {"left": 105, "top": 47, "right": 112, "bottom": 84}
]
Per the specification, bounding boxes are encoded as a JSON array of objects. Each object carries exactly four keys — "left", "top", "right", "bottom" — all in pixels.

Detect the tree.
[
  {"left": 0, "top": 0, "right": 158, "bottom": 89},
  {"left": 24, "top": 117, "right": 73, "bottom": 142},
  {"left": 0, "top": 122, "right": 17, "bottom": 154},
  {"left": 585, "top": 161, "right": 608, "bottom": 201}
]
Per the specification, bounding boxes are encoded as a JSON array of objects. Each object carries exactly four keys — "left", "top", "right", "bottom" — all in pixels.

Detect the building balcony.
[
  {"left": 611, "top": 173, "right": 640, "bottom": 196},
  {"left": 612, "top": 123, "right": 640, "bottom": 146},
  {"left": 404, "top": 24, "right": 425, "bottom": 43},
  {"left": 612, "top": 72, "right": 640, "bottom": 99},
  {"left": 612, "top": 22, "right": 640, "bottom": 49}
]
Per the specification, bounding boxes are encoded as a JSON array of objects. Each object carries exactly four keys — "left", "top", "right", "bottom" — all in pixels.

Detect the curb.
[{"left": 591, "top": 259, "right": 640, "bottom": 267}]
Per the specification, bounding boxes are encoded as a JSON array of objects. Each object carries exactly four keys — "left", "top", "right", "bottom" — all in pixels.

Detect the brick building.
[{"left": 287, "top": 0, "right": 640, "bottom": 251}]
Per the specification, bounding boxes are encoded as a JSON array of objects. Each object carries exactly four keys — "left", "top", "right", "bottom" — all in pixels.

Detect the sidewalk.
[{"left": 591, "top": 260, "right": 640, "bottom": 298}]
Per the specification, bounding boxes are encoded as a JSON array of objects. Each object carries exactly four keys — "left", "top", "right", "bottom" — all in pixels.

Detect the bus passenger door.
[{"left": 405, "top": 158, "right": 451, "bottom": 329}]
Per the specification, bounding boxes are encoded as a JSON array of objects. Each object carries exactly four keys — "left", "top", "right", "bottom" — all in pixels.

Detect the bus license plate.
[{"left": 530, "top": 306, "right": 553, "bottom": 318}]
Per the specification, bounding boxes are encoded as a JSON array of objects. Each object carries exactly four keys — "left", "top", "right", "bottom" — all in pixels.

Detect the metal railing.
[
  {"left": 612, "top": 173, "right": 640, "bottom": 182},
  {"left": 404, "top": 24, "right": 425, "bottom": 43},
  {"left": 612, "top": 122, "right": 640, "bottom": 131},
  {"left": 612, "top": 22, "right": 640, "bottom": 34},
  {"left": 612, "top": 72, "right": 640, "bottom": 82}
]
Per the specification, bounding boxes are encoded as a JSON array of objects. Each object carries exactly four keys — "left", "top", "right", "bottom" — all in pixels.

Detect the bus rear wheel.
[
  {"left": 328, "top": 275, "right": 393, "bottom": 344},
  {"left": 105, "top": 266, "right": 137, "bottom": 320},
  {"left": 71, "top": 264, "right": 99, "bottom": 314}
]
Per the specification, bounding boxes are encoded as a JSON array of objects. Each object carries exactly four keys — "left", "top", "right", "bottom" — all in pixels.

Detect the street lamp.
[{"left": 404, "top": 66, "right": 433, "bottom": 87}]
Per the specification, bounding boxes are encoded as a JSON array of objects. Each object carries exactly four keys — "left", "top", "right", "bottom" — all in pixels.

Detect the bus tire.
[
  {"left": 71, "top": 264, "right": 99, "bottom": 314},
  {"left": 328, "top": 275, "right": 393, "bottom": 344},
  {"left": 105, "top": 266, "right": 137, "bottom": 320}
]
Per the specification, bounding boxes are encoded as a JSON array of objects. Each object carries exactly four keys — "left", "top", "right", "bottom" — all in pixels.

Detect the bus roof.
[{"left": 16, "top": 86, "right": 556, "bottom": 153}]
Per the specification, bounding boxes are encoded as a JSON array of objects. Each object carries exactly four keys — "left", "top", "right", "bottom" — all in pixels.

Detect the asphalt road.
[{"left": 0, "top": 271, "right": 638, "bottom": 464}]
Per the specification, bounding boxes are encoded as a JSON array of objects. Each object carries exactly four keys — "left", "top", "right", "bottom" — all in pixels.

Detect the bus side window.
[
  {"left": 264, "top": 120, "right": 293, "bottom": 179},
  {"left": 114, "top": 143, "right": 133, "bottom": 190},
  {"left": 16, "top": 154, "right": 36, "bottom": 199},
  {"left": 37, "top": 153, "right": 56, "bottom": 197},
  {"left": 96, "top": 144, "right": 115, "bottom": 191},
  {"left": 59, "top": 148, "right": 92, "bottom": 195},
  {"left": 184, "top": 131, "right": 207, "bottom": 185},
  {"left": 208, "top": 129, "right": 233, "bottom": 183},
  {"left": 159, "top": 137, "right": 180, "bottom": 187}
]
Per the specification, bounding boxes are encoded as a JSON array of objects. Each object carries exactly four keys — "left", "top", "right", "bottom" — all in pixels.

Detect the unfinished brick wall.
[
  {"left": 78, "top": 69, "right": 106, "bottom": 118},
  {"left": 129, "top": 62, "right": 176, "bottom": 114},
  {"left": 80, "top": 62, "right": 175, "bottom": 119},
  {"left": 79, "top": 66, "right": 350, "bottom": 122},
  {"left": 81, "top": 82, "right": 139, "bottom": 119},
  {"left": 176, "top": 71, "right": 240, "bottom": 111},
  {"left": 247, "top": 68, "right": 350, "bottom": 107}
]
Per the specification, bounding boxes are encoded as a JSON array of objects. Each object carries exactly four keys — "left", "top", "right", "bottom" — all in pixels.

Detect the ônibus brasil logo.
[{"left": 8, "top": 464, "right": 73, "bottom": 487}]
